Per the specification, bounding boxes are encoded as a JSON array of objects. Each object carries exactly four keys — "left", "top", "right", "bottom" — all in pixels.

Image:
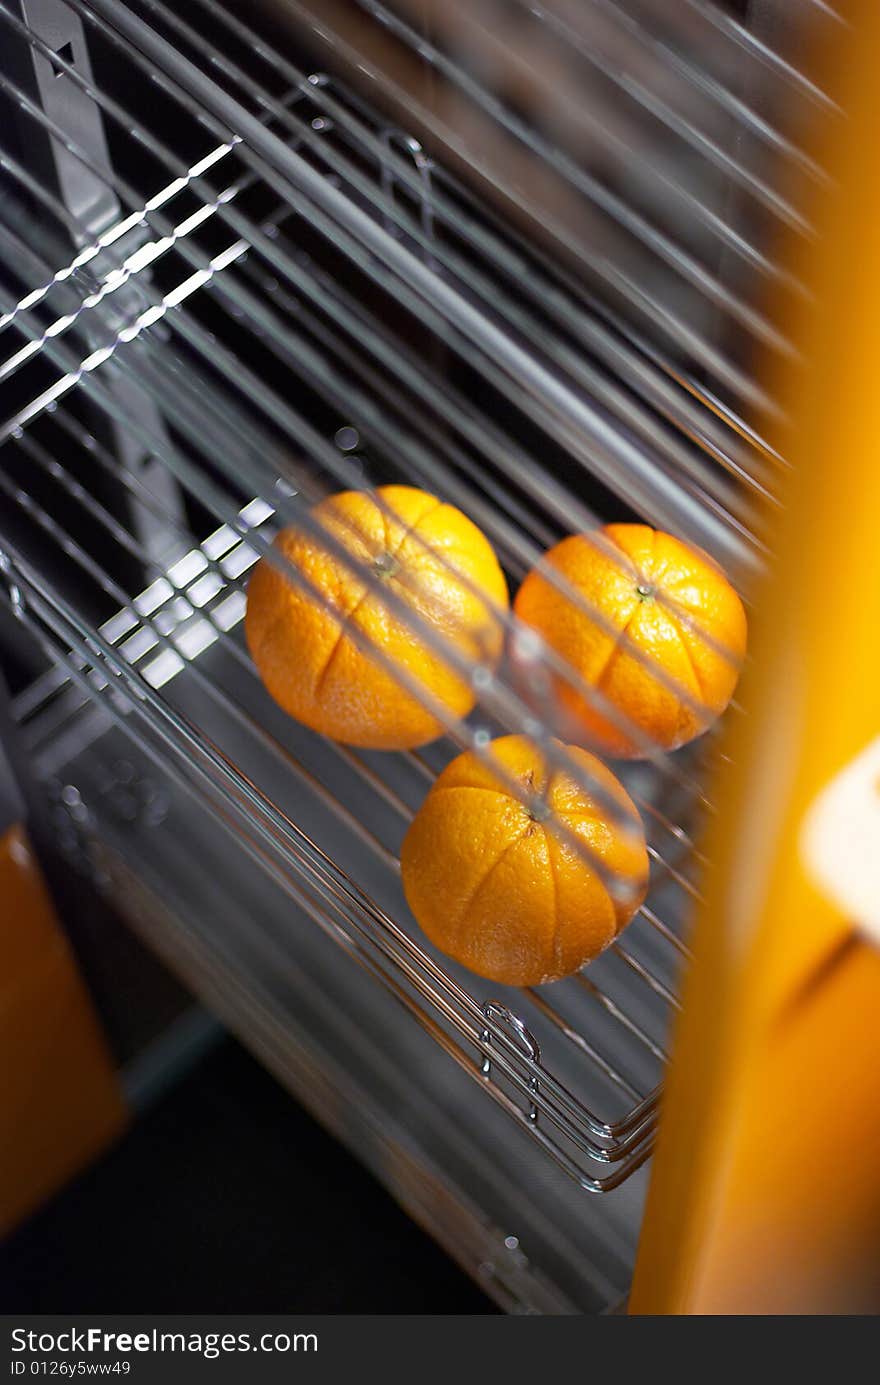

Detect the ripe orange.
[
  {"left": 513, "top": 524, "right": 747, "bottom": 758},
  {"left": 400, "top": 734, "right": 649, "bottom": 987},
  {"left": 245, "top": 485, "right": 508, "bottom": 750}
]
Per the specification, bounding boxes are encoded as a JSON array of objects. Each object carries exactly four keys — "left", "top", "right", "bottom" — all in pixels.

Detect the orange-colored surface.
[
  {"left": 246, "top": 485, "right": 508, "bottom": 750},
  {"left": 0, "top": 825, "right": 127, "bottom": 1236},
  {"left": 630, "top": 2, "right": 880, "bottom": 1315},
  {"left": 400, "top": 734, "right": 648, "bottom": 986},
  {"left": 688, "top": 940, "right": 880, "bottom": 1314},
  {"left": 513, "top": 524, "right": 746, "bottom": 758}
]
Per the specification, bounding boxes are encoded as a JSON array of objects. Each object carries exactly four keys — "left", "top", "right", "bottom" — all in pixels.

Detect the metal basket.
[{"left": 0, "top": 0, "right": 835, "bottom": 1310}]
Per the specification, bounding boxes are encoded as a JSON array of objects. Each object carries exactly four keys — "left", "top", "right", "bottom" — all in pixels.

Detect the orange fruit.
[
  {"left": 245, "top": 485, "right": 508, "bottom": 750},
  {"left": 400, "top": 734, "right": 649, "bottom": 987},
  {"left": 513, "top": 524, "right": 747, "bottom": 758}
]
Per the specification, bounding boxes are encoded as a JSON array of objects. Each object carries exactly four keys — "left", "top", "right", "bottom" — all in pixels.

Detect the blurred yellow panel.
[
  {"left": 0, "top": 825, "right": 127, "bottom": 1236},
  {"left": 631, "top": 0, "right": 880, "bottom": 1315}
]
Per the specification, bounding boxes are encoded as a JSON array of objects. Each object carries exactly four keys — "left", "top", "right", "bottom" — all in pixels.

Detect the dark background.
[{"left": 1, "top": 1036, "right": 494, "bottom": 1314}]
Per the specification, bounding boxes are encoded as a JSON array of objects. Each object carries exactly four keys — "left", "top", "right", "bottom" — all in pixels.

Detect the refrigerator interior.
[{"left": 0, "top": 0, "right": 834, "bottom": 1312}]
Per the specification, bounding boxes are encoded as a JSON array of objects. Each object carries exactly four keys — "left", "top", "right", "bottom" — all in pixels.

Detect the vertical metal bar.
[
  {"left": 78, "top": 0, "right": 759, "bottom": 576},
  {"left": 5, "top": 0, "right": 119, "bottom": 238},
  {"left": 1, "top": 0, "right": 187, "bottom": 567}
]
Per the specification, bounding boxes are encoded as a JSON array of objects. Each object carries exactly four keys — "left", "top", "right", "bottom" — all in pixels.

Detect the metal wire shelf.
[
  {"left": 0, "top": 0, "right": 815, "bottom": 575},
  {"left": 4, "top": 485, "right": 681, "bottom": 1190},
  {"left": 0, "top": 0, "right": 809, "bottom": 1194}
]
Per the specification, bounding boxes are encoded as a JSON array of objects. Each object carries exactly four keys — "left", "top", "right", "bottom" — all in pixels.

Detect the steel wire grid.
[{"left": 0, "top": 0, "right": 823, "bottom": 1189}]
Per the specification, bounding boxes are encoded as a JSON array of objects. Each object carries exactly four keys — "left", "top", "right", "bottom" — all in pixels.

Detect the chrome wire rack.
[{"left": 0, "top": 0, "right": 832, "bottom": 1197}]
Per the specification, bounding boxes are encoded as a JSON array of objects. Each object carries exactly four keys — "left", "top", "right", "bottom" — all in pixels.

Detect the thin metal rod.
[
  {"left": 0, "top": 0, "right": 731, "bottom": 1188},
  {"left": 136, "top": 0, "right": 795, "bottom": 323},
  {"left": 4, "top": 536, "right": 660, "bottom": 1157},
  {"left": 581, "top": 0, "right": 829, "bottom": 176},
  {"left": 513, "top": 0, "right": 814, "bottom": 231},
  {"left": 51, "top": 408, "right": 252, "bottom": 589},
  {"left": 1, "top": 279, "right": 665, "bottom": 906},
  {"left": 18, "top": 466, "right": 402, "bottom": 871},
  {"left": 11, "top": 429, "right": 253, "bottom": 655},
  {"left": 688, "top": 0, "right": 842, "bottom": 115},
  {"left": 571, "top": 972, "right": 669, "bottom": 1064},
  {"left": 55, "top": 6, "right": 768, "bottom": 506},
  {"left": 417, "top": 165, "right": 779, "bottom": 497},
  {"left": 639, "top": 904, "right": 691, "bottom": 960},
  {"left": 0, "top": 151, "right": 737, "bottom": 963},
  {"left": 260, "top": 59, "right": 782, "bottom": 500},
  {"left": 331, "top": 745, "right": 417, "bottom": 823},
  {"left": 0, "top": 150, "right": 732, "bottom": 806},
  {"left": 58, "top": 0, "right": 776, "bottom": 522},
  {"left": 6, "top": 592, "right": 651, "bottom": 1184},
  {"left": 10, "top": 362, "right": 720, "bottom": 903},
  {"left": 612, "top": 942, "right": 681, "bottom": 1010},
  {"left": 0, "top": 450, "right": 399, "bottom": 871},
  {"left": 55, "top": 39, "right": 759, "bottom": 648},
  {"left": 348, "top": 0, "right": 803, "bottom": 308},
  {"left": 10, "top": 501, "right": 269, "bottom": 743},
  {"left": 336, "top": 741, "right": 693, "bottom": 970},
  {"left": 0, "top": 22, "right": 767, "bottom": 577},
  {"left": 6, "top": 434, "right": 698, "bottom": 997},
  {"left": 646, "top": 845, "right": 702, "bottom": 904},
  {"left": 526, "top": 989, "right": 643, "bottom": 1104},
  {"left": 1, "top": 8, "right": 701, "bottom": 975},
  {"left": 4, "top": 514, "right": 671, "bottom": 1157},
  {"left": 74, "top": 0, "right": 777, "bottom": 425},
  {"left": 0, "top": 454, "right": 684, "bottom": 1157},
  {"left": 7, "top": 487, "right": 680, "bottom": 1105}
]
